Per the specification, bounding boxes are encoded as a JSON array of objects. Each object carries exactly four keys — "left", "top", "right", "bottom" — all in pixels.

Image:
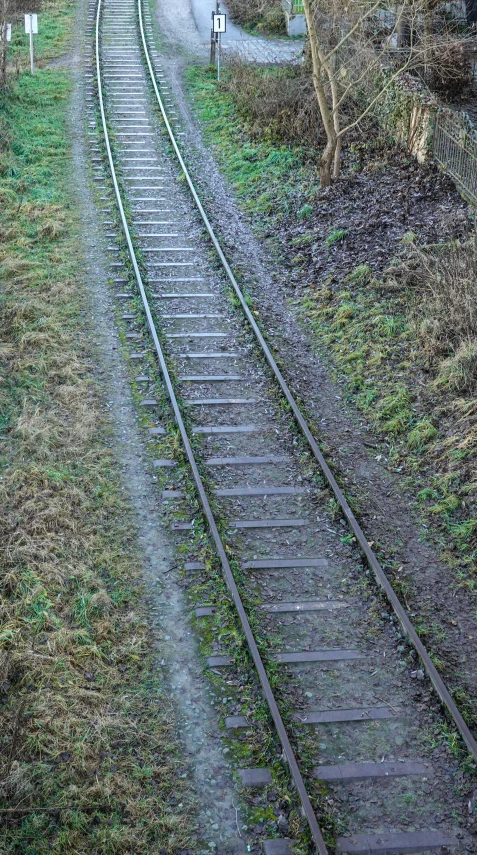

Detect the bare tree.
[{"left": 302, "top": 0, "right": 472, "bottom": 186}]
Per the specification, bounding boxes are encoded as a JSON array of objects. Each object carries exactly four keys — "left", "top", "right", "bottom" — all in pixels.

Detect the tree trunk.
[
  {"left": 302, "top": 0, "right": 338, "bottom": 186},
  {"left": 0, "top": 30, "right": 7, "bottom": 89},
  {"left": 466, "top": 0, "right": 477, "bottom": 25},
  {"left": 329, "top": 50, "right": 341, "bottom": 180},
  {"left": 320, "top": 136, "right": 336, "bottom": 186},
  {"left": 333, "top": 135, "right": 342, "bottom": 180},
  {"left": 0, "top": 0, "right": 8, "bottom": 89},
  {"left": 397, "top": 9, "right": 411, "bottom": 48}
]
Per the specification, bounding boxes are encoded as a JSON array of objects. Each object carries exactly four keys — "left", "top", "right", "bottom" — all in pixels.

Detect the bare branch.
[
  {"left": 338, "top": 54, "right": 416, "bottom": 138},
  {"left": 321, "top": 0, "right": 385, "bottom": 64}
]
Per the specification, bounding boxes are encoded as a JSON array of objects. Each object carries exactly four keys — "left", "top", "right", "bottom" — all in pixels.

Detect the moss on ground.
[{"left": 0, "top": 4, "right": 195, "bottom": 853}]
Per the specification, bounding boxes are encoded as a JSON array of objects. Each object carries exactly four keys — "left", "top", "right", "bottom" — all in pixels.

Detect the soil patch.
[{"left": 279, "top": 153, "right": 468, "bottom": 287}]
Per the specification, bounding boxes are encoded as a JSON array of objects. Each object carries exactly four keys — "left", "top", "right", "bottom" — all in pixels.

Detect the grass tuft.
[
  {"left": 436, "top": 338, "right": 477, "bottom": 394},
  {"left": 325, "top": 228, "right": 349, "bottom": 246}
]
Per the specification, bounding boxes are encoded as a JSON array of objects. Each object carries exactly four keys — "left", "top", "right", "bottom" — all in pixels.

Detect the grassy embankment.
[
  {"left": 185, "top": 65, "right": 476, "bottom": 590},
  {"left": 0, "top": 3, "right": 194, "bottom": 853}
]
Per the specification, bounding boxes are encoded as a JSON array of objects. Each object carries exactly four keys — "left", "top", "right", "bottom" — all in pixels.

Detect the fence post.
[{"left": 432, "top": 111, "right": 440, "bottom": 160}]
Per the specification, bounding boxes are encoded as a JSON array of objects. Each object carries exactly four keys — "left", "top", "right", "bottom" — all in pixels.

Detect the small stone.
[{"left": 411, "top": 668, "right": 425, "bottom": 680}]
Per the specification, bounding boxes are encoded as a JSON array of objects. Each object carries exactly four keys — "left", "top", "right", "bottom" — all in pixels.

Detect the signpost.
[
  {"left": 24, "top": 14, "right": 38, "bottom": 74},
  {"left": 212, "top": 11, "right": 226, "bottom": 81}
]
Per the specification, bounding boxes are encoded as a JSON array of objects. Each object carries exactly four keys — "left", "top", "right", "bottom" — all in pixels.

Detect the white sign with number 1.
[{"left": 213, "top": 13, "right": 226, "bottom": 33}]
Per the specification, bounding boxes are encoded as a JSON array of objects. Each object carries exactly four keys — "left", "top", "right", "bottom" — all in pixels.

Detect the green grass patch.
[
  {"left": 0, "top": 7, "right": 195, "bottom": 854},
  {"left": 325, "top": 228, "right": 349, "bottom": 246},
  {"left": 346, "top": 263, "right": 372, "bottom": 285},
  {"left": 301, "top": 282, "right": 476, "bottom": 568}
]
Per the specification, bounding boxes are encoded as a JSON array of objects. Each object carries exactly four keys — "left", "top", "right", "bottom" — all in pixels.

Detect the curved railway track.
[{"left": 87, "top": 0, "right": 477, "bottom": 850}]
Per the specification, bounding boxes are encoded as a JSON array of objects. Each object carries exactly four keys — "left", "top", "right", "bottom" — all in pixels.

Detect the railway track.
[{"left": 84, "top": 0, "right": 477, "bottom": 850}]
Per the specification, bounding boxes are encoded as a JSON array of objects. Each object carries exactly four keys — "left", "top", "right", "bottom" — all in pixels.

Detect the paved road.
[
  {"left": 191, "top": 0, "right": 244, "bottom": 43},
  {"left": 190, "top": 0, "right": 303, "bottom": 61}
]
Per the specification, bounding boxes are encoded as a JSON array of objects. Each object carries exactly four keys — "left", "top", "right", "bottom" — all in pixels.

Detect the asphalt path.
[
  {"left": 191, "top": 0, "right": 244, "bottom": 44},
  {"left": 156, "top": 0, "right": 303, "bottom": 61},
  {"left": 188, "top": 0, "right": 304, "bottom": 61}
]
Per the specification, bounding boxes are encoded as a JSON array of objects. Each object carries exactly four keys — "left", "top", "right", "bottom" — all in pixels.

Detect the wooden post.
[{"left": 210, "top": 27, "right": 216, "bottom": 65}]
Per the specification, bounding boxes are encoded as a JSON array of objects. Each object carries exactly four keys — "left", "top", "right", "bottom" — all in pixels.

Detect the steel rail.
[
  {"left": 136, "top": 0, "right": 477, "bottom": 762},
  {"left": 95, "top": 2, "right": 330, "bottom": 853}
]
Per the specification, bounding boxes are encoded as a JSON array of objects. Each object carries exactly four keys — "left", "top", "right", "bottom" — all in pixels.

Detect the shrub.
[
  {"left": 226, "top": 0, "right": 286, "bottom": 33},
  {"left": 261, "top": 3, "right": 286, "bottom": 34},
  {"left": 436, "top": 339, "right": 477, "bottom": 394},
  {"left": 223, "top": 60, "right": 325, "bottom": 147},
  {"left": 422, "top": 39, "right": 473, "bottom": 98}
]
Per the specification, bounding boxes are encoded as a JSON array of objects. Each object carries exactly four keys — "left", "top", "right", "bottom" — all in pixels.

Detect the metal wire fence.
[{"left": 433, "top": 108, "right": 477, "bottom": 205}]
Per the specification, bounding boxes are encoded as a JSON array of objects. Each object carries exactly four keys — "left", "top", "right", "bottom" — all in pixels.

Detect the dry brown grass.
[
  {"left": 0, "top": 283, "right": 194, "bottom": 849},
  {"left": 223, "top": 59, "right": 325, "bottom": 146},
  {"left": 389, "top": 240, "right": 477, "bottom": 393}
]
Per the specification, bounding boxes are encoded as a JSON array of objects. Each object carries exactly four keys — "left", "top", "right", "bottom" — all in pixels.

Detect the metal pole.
[
  {"left": 217, "top": 0, "right": 221, "bottom": 80},
  {"left": 29, "top": 15, "right": 34, "bottom": 74}
]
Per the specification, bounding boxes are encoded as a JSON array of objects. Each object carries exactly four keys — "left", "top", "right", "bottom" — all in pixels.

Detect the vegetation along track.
[{"left": 90, "top": 0, "right": 477, "bottom": 850}]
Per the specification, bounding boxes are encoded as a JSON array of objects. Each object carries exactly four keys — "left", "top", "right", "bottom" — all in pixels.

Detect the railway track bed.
[{"left": 78, "top": 0, "right": 477, "bottom": 850}]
